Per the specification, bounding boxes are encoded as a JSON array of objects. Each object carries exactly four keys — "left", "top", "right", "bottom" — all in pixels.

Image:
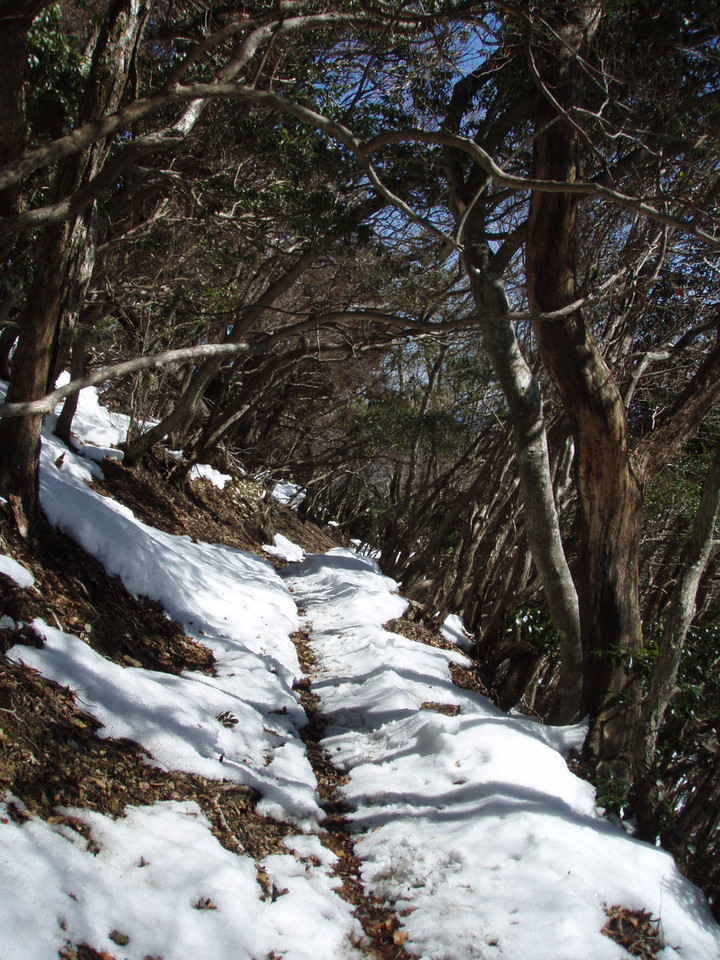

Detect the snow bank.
[
  {"left": 0, "top": 797, "right": 361, "bottom": 960},
  {"left": 285, "top": 549, "right": 720, "bottom": 960},
  {"left": 0, "top": 553, "right": 34, "bottom": 589}
]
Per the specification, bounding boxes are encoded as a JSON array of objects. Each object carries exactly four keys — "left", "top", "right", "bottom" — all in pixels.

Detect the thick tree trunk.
[
  {"left": 0, "top": 1, "right": 148, "bottom": 529},
  {"left": 0, "top": 222, "right": 78, "bottom": 528},
  {"left": 526, "top": 3, "right": 645, "bottom": 773},
  {"left": 442, "top": 65, "right": 582, "bottom": 722}
]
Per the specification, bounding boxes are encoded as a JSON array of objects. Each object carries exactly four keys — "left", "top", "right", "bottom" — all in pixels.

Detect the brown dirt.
[
  {"left": 419, "top": 701, "right": 461, "bottom": 716},
  {"left": 602, "top": 905, "right": 664, "bottom": 958},
  {"left": 0, "top": 513, "right": 212, "bottom": 675},
  {"left": 383, "top": 616, "right": 458, "bottom": 653},
  {"left": 0, "top": 652, "right": 290, "bottom": 860},
  {"left": 92, "top": 455, "right": 343, "bottom": 565},
  {"left": 0, "top": 451, "right": 483, "bottom": 960},
  {"left": 449, "top": 660, "right": 492, "bottom": 699},
  {"left": 289, "top": 626, "right": 418, "bottom": 960}
]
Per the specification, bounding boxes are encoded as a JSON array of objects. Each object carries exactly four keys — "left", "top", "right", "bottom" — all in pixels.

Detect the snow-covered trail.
[
  {"left": 1, "top": 379, "right": 719, "bottom": 960},
  {"left": 285, "top": 550, "right": 720, "bottom": 960},
  {"left": 0, "top": 385, "right": 364, "bottom": 960}
]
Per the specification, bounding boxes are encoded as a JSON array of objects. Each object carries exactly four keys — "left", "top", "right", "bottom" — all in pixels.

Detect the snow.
[
  {"left": 441, "top": 612, "right": 475, "bottom": 653},
  {"left": 272, "top": 479, "right": 307, "bottom": 507},
  {"left": 190, "top": 462, "right": 232, "bottom": 489},
  {"left": 54, "top": 371, "right": 131, "bottom": 452},
  {"left": 264, "top": 533, "right": 307, "bottom": 563},
  {"left": 1, "top": 376, "right": 719, "bottom": 960},
  {"left": 0, "top": 796, "right": 359, "bottom": 960},
  {"left": 283, "top": 551, "right": 720, "bottom": 960},
  {"left": 0, "top": 552, "right": 35, "bottom": 589}
]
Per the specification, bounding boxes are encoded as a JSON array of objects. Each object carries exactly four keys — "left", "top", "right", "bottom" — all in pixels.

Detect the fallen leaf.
[
  {"left": 216, "top": 710, "right": 239, "bottom": 728},
  {"left": 193, "top": 897, "right": 218, "bottom": 911}
]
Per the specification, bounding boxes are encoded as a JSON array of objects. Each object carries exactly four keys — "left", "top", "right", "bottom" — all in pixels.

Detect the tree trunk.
[
  {"left": 54, "top": 312, "right": 99, "bottom": 447},
  {"left": 442, "top": 65, "right": 582, "bottom": 722},
  {"left": 0, "top": 2, "right": 52, "bottom": 261},
  {"left": 0, "top": 1, "right": 148, "bottom": 530},
  {"left": 467, "top": 260, "right": 583, "bottom": 722},
  {"left": 633, "top": 436, "right": 720, "bottom": 821},
  {"left": 525, "top": 3, "right": 645, "bottom": 773},
  {"left": 0, "top": 221, "right": 84, "bottom": 527}
]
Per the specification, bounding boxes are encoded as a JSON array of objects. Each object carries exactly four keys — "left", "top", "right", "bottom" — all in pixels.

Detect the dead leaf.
[
  {"left": 193, "top": 897, "right": 218, "bottom": 911},
  {"left": 215, "top": 710, "right": 239, "bottom": 728}
]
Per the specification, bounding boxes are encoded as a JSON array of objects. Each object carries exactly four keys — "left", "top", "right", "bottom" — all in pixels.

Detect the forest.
[{"left": 0, "top": 0, "right": 718, "bottom": 912}]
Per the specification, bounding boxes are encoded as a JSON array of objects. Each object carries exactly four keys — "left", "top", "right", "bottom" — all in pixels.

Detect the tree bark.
[
  {"left": 525, "top": 3, "right": 645, "bottom": 772},
  {"left": 634, "top": 437, "right": 720, "bottom": 798},
  {"left": 0, "top": 0, "right": 149, "bottom": 530},
  {"left": 442, "top": 65, "right": 582, "bottom": 721},
  {"left": 0, "top": 1, "right": 52, "bottom": 260},
  {"left": 467, "top": 259, "right": 583, "bottom": 722},
  {"left": 54, "top": 309, "right": 101, "bottom": 447}
]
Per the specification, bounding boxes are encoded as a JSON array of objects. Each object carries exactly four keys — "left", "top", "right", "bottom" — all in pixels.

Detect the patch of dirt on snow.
[
  {"left": 289, "top": 626, "right": 418, "bottom": 960},
  {"left": 602, "top": 905, "right": 664, "bottom": 958},
  {"left": 449, "top": 659, "right": 491, "bottom": 699},
  {"left": 384, "top": 616, "right": 458, "bottom": 652},
  {"left": 60, "top": 944, "right": 122, "bottom": 960},
  {"left": 419, "top": 701, "right": 460, "bottom": 716},
  {"left": 0, "top": 653, "right": 291, "bottom": 861},
  {"left": 385, "top": 616, "right": 492, "bottom": 702}
]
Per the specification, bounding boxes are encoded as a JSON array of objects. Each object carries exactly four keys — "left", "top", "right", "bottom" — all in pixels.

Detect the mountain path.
[{"left": 289, "top": 619, "right": 417, "bottom": 960}]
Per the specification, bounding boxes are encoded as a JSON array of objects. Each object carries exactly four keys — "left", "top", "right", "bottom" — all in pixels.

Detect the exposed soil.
[
  {"left": 383, "top": 615, "right": 458, "bottom": 653},
  {"left": 0, "top": 510, "right": 212, "bottom": 675},
  {"left": 0, "top": 454, "right": 481, "bottom": 960},
  {"left": 290, "top": 626, "right": 417, "bottom": 960},
  {"left": 384, "top": 615, "right": 491, "bottom": 700},
  {"left": 602, "top": 905, "right": 664, "bottom": 959},
  {"left": 93, "top": 455, "right": 343, "bottom": 564}
]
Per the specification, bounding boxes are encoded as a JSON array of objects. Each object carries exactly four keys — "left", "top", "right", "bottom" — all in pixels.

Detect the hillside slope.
[{"left": 0, "top": 383, "right": 719, "bottom": 960}]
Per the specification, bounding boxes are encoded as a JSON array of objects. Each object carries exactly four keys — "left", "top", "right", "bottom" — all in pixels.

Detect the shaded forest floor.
[
  {"left": 1, "top": 437, "right": 717, "bottom": 960},
  {"left": 0, "top": 457, "right": 451, "bottom": 960}
]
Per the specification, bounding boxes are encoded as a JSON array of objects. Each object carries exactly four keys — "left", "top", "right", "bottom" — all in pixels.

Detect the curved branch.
[
  {"left": 0, "top": 12, "right": 361, "bottom": 194},
  {"left": 363, "top": 128, "right": 720, "bottom": 249},
  {"left": 0, "top": 342, "right": 252, "bottom": 419}
]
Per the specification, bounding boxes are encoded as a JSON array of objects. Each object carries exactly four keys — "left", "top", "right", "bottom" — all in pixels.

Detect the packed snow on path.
[
  {"left": 0, "top": 379, "right": 363, "bottom": 960},
  {"left": 284, "top": 550, "right": 720, "bottom": 960},
  {"left": 0, "top": 377, "right": 719, "bottom": 960}
]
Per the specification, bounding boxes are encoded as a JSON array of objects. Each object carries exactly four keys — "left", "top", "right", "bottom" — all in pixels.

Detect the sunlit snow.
[
  {"left": 1, "top": 378, "right": 719, "bottom": 960},
  {"left": 0, "top": 552, "right": 35, "bottom": 589}
]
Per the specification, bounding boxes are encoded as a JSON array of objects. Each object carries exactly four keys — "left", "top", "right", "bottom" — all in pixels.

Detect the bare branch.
[
  {"left": 0, "top": 343, "right": 252, "bottom": 419},
  {"left": 362, "top": 128, "right": 720, "bottom": 249}
]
